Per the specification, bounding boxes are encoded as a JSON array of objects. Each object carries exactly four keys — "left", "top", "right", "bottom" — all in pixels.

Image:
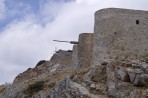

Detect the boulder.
[
  {"left": 140, "top": 74, "right": 148, "bottom": 85},
  {"left": 141, "top": 62, "right": 148, "bottom": 74},
  {"left": 128, "top": 69, "right": 148, "bottom": 86},
  {"left": 127, "top": 68, "right": 145, "bottom": 85},
  {"left": 130, "top": 89, "right": 142, "bottom": 98},
  {"left": 115, "top": 67, "right": 130, "bottom": 82}
]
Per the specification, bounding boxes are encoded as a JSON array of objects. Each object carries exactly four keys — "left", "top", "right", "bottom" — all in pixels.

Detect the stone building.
[
  {"left": 93, "top": 8, "right": 148, "bottom": 65},
  {"left": 73, "top": 33, "right": 93, "bottom": 67},
  {"left": 78, "top": 33, "right": 93, "bottom": 67},
  {"left": 71, "top": 45, "right": 78, "bottom": 67}
]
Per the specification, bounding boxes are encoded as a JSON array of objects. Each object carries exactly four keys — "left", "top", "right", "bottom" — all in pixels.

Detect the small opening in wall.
[
  {"left": 136, "top": 20, "right": 139, "bottom": 24},
  {"left": 114, "top": 32, "right": 117, "bottom": 34}
]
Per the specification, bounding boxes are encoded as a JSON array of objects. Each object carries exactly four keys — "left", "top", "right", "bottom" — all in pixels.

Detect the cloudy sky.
[{"left": 0, "top": 0, "right": 148, "bottom": 84}]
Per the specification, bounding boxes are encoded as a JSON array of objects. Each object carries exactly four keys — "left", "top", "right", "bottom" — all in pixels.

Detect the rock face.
[
  {"left": 0, "top": 8, "right": 148, "bottom": 98},
  {"left": 13, "top": 50, "right": 73, "bottom": 84},
  {"left": 107, "top": 60, "right": 148, "bottom": 98}
]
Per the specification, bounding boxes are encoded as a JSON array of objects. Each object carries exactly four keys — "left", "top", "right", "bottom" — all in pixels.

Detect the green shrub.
[{"left": 24, "top": 81, "right": 45, "bottom": 95}]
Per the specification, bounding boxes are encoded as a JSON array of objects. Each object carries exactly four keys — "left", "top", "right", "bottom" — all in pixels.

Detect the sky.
[{"left": 0, "top": 0, "right": 148, "bottom": 84}]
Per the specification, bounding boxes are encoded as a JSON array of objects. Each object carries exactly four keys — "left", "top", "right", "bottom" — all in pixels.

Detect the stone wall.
[
  {"left": 71, "top": 45, "right": 78, "bottom": 67},
  {"left": 93, "top": 8, "right": 148, "bottom": 65},
  {"left": 78, "top": 33, "right": 93, "bottom": 67},
  {"left": 50, "top": 50, "right": 72, "bottom": 66}
]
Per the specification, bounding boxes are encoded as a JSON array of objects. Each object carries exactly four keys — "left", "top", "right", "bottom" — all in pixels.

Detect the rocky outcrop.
[
  {"left": 1, "top": 59, "right": 148, "bottom": 98},
  {"left": 107, "top": 60, "right": 148, "bottom": 98},
  {"left": 13, "top": 50, "right": 72, "bottom": 84}
]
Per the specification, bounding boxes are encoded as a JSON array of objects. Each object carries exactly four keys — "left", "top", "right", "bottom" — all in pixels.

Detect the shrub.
[
  {"left": 36, "top": 60, "right": 46, "bottom": 66},
  {"left": 24, "top": 81, "right": 45, "bottom": 95}
]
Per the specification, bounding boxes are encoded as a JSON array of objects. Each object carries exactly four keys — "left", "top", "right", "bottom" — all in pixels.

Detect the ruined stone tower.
[
  {"left": 78, "top": 33, "right": 93, "bottom": 67},
  {"left": 93, "top": 8, "right": 148, "bottom": 65},
  {"left": 72, "top": 33, "right": 93, "bottom": 67}
]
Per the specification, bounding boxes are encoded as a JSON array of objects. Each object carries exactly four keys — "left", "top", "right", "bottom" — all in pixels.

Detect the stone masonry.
[
  {"left": 71, "top": 45, "right": 78, "bottom": 67},
  {"left": 78, "top": 33, "right": 93, "bottom": 67},
  {"left": 93, "top": 8, "right": 148, "bottom": 65}
]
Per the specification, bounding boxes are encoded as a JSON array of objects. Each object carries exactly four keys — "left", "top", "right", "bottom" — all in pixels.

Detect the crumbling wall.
[
  {"left": 78, "top": 33, "right": 93, "bottom": 67},
  {"left": 93, "top": 8, "right": 148, "bottom": 65},
  {"left": 50, "top": 50, "right": 72, "bottom": 66},
  {"left": 71, "top": 45, "right": 78, "bottom": 67}
]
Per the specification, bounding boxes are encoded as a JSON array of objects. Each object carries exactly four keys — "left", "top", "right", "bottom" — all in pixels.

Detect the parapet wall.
[{"left": 93, "top": 8, "right": 148, "bottom": 65}]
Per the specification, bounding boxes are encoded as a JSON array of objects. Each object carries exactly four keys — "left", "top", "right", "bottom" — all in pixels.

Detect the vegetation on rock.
[{"left": 24, "top": 81, "right": 45, "bottom": 96}]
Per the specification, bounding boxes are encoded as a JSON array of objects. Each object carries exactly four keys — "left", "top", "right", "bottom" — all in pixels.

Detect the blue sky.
[
  {"left": 0, "top": 0, "right": 148, "bottom": 84},
  {"left": 0, "top": 0, "right": 73, "bottom": 29},
  {"left": 0, "top": 0, "right": 40, "bottom": 29}
]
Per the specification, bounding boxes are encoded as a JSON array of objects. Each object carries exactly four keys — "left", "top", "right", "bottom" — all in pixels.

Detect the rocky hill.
[{"left": 0, "top": 8, "right": 148, "bottom": 98}]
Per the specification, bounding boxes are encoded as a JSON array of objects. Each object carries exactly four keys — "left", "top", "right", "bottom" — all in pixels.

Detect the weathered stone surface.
[
  {"left": 93, "top": 8, "right": 148, "bottom": 65},
  {"left": 13, "top": 50, "right": 73, "bottom": 84},
  {"left": 107, "top": 61, "right": 118, "bottom": 97},
  {"left": 130, "top": 89, "right": 142, "bottom": 98},
  {"left": 132, "top": 64, "right": 141, "bottom": 69},
  {"left": 71, "top": 45, "right": 78, "bottom": 68},
  {"left": 107, "top": 60, "right": 148, "bottom": 98},
  {"left": 78, "top": 33, "right": 93, "bottom": 67},
  {"left": 90, "top": 83, "right": 95, "bottom": 89},
  {"left": 95, "top": 83, "right": 107, "bottom": 94},
  {"left": 50, "top": 49, "right": 72, "bottom": 66},
  {"left": 127, "top": 68, "right": 144, "bottom": 85},
  {"left": 141, "top": 62, "right": 148, "bottom": 74},
  {"left": 140, "top": 74, "right": 148, "bottom": 85},
  {"left": 115, "top": 67, "right": 130, "bottom": 82}
]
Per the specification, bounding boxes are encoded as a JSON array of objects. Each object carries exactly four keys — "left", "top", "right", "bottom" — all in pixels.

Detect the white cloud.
[
  {"left": 40, "top": 0, "right": 65, "bottom": 23},
  {"left": 0, "top": 0, "right": 148, "bottom": 84},
  {"left": 0, "top": 0, "right": 5, "bottom": 19},
  {"left": 76, "top": 0, "right": 99, "bottom": 5}
]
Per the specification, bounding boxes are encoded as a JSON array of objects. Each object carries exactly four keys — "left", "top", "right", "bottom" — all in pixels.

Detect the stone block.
[
  {"left": 115, "top": 67, "right": 130, "bottom": 82},
  {"left": 141, "top": 62, "right": 148, "bottom": 74}
]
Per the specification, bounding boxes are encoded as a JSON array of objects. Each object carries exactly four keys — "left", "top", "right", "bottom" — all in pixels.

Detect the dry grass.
[
  {"left": 20, "top": 70, "right": 72, "bottom": 97},
  {"left": 0, "top": 85, "right": 6, "bottom": 93},
  {"left": 70, "top": 67, "right": 90, "bottom": 82},
  {"left": 91, "top": 75, "right": 107, "bottom": 83},
  {"left": 43, "top": 81, "right": 56, "bottom": 91}
]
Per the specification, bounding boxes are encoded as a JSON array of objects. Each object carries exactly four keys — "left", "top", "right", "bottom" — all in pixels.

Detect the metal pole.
[
  {"left": 53, "top": 40, "right": 78, "bottom": 44},
  {"left": 53, "top": 40, "right": 70, "bottom": 43}
]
